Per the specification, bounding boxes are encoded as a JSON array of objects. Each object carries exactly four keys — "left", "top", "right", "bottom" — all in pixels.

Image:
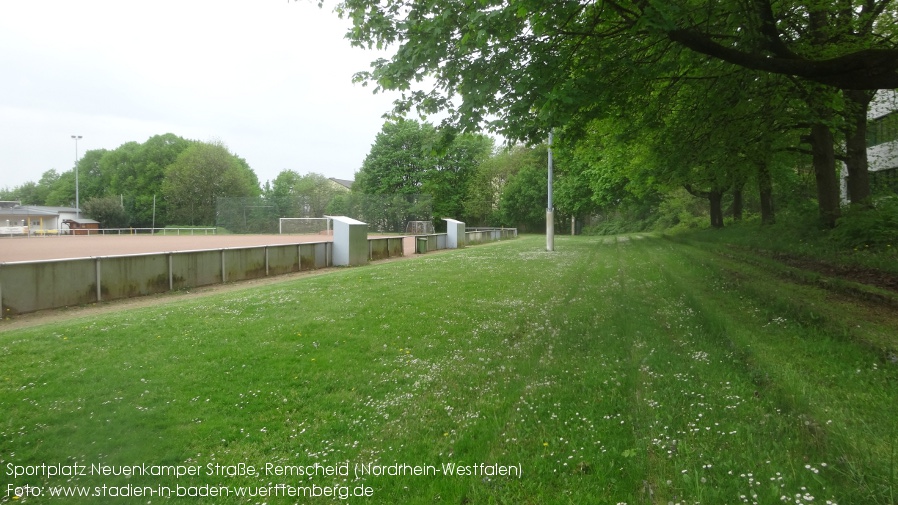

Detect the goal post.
[
  {"left": 405, "top": 221, "right": 435, "bottom": 235},
  {"left": 279, "top": 217, "right": 332, "bottom": 235}
]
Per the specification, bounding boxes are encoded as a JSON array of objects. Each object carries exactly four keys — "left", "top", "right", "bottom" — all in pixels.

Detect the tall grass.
[{"left": 1, "top": 235, "right": 895, "bottom": 504}]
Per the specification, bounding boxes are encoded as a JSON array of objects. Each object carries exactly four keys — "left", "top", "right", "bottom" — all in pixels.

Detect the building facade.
[{"left": 0, "top": 202, "right": 81, "bottom": 235}]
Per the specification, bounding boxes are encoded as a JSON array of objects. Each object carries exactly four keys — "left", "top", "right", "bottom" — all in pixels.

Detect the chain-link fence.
[{"left": 217, "top": 194, "right": 433, "bottom": 234}]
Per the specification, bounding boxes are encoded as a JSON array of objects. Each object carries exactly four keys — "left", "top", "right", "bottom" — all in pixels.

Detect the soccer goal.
[
  {"left": 279, "top": 217, "right": 332, "bottom": 235},
  {"left": 405, "top": 220, "right": 435, "bottom": 235}
]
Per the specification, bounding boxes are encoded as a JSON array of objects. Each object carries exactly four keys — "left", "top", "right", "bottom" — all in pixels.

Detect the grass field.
[{"left": 1, "top": 234, "right": 896, "bottom": 504}]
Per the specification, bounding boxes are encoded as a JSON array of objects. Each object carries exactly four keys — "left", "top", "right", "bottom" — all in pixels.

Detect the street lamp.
[
  {"left": 546, "top": 130, "right": 554, "bottom": 252},
  {"left": 71, "top": 135, "right": 82, "bottom": 218}
]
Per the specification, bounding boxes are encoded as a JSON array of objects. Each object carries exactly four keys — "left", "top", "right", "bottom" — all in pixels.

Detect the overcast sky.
[{"left": 0, "top": 0, "right": 403, "bottom": 190}]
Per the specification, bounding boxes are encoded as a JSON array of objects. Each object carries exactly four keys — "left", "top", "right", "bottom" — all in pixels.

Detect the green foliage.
[
  {"left": 163, "top": 141, "right": 260, "bottom": 226},
  {"left": 109, "top": 134, "right": 194, "bottom": 227},
  {"left": 26, "top": 170, "right": 64, "bottom": 205},
  {"left": 82, "top": 196, "right": 130, "bottom": 228},
  {"left": 75, "top": 149, "right": 111, "bottom": 201},
  {"left": 463, "top": 145, "right": 530, "bottom": 226},
  {"left": 3, "top": 134, "right": 216, "bottom": 227},
  {"left": 264, "top": 170, "right": 347, "bottom": 218},
  {"left": 582, "top": 206, "right": 657, "bottom": 235},
  {"left": 356, "top": 119, "right": 437, "bottom": 195},
  {"left": 356, "top": 119, "right": 491, "bottom": 228},
  {"left": 340, "top": 0, "right": 898, "bottom": 146},
  {"left": 498, "top": 148, "right": 547, "bottom": 231},
  {"left": 347, "top": 192, "right": 433, "bottom": 233},
  {"left": 336, "top": 0, "right": 898, "bottom": 236},
  {"left": 325, "top": 192, "right": 351, "bottom": 216},
  {"left": 653, "top": 188, "right": 712, "bottom": 232},
  {"left": 44, "top": 171, "right": 76, "bottom": 207},
  {"left": 425, "top": 132, "right": 493, "bottom": 222},
  {"left": 831, "top": 197, "right": 898, "bottom": 249}
]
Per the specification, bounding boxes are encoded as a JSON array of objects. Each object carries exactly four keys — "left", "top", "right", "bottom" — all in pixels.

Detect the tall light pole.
[
  {"left": 546, "top": 130, "right": 554, "bottom": 252},
  {"left": 71, "top": 135, "right": 82, "bottom": 218}
]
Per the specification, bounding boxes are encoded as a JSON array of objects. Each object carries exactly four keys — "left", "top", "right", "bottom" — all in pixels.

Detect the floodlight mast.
[
  {"left": 546, "top": 130, "right": 554, "bottom": 252},
  {"left": 71, "top": 135, "right": 82, "bottom": 218}
]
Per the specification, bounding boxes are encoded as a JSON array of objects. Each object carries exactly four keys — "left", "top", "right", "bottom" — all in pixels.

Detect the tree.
[
  {"left": 843, "top": 89, "right": 877, "bottom": 204},
  {"left": 83, "top": 196, "right": 129, "bottom": 229},
  {"left": 337, "top": 0, "right": 898, "bottom": 138},
  {"left": 6, "top": 181, "right": 43, "bottom": 205},
  {"left": 425, "top": 132, "right": 493, "bottom": 221},
  {"left": 464, "top": 147, "right": 527, "bottom": 226},
  {"left": 162, "top": 141, "right": 261, "bottom": 226},
  {"left": 106, "top": 134, "right": 193, "bottom": 227},
  {"left": 264, "top": 170, "right": 347, "bottom": 218},
  {"left": 294, "top": 173, "right": 346, "bottom": 218},
  {"left": 75, "top": 149, "right": 110, "bottom": 203},
  {"left": 265, "top": 169, "right": 304, "bottom": 217},
  {"left": 356, "top": 119, "right": 437, "bottom": 195},
  {"left": 355, "top": 119, "right": 487, "bottom": 230},
  {"left": 493, "top": 146, "right": 548, "bottom": 231},
  {"left": 44, "top": 170, "right": 76, "bottom": 207},
  {"left": 335, "top": 0, "right": 898, "bottom": 228},
  {"left": 552, "top": 161, "right": 596, "bottom": 234}
]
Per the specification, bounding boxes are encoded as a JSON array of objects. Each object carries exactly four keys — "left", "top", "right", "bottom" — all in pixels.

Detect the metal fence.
[{"left": 5, "top": 227, "right": 218, "bottom": 237}]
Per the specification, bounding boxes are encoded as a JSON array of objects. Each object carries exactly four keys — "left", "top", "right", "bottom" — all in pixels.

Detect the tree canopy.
[
  {"left": 334, "top": 0, "right": 898, "bottom": 227},
  {"left": 354, "top": 119, "right": 493, "bottom": 229},
  {"left": 163, "top": 141, "right": 260, "bottom": 226},
  {"left": 1, "top": 134, "right": 262, "bottom": 229},
  {"left": 339, "top": 0, "right": 898, "bottom": 141}
]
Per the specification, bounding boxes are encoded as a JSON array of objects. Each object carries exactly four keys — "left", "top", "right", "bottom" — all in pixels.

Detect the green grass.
[
  {"left": 678, "top": 213, "right": 898, "bottom": 277},
  {"left": 1, "top": 234, "right": 896, "bottom": 504}
]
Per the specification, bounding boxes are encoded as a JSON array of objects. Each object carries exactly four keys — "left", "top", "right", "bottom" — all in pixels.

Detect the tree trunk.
[
  {"left": 732, "top": 183, "right": 744, "bottom": 221},
  {"left": 684, "top": 183, "right": 726, "bottom": 229},
  {"left": 843, "top": 89, "right": 874, "bottom": 205},
  {"left": 757, "top": 161, "right": 775, "bottom": 225},
  {"left": 709, "top": 190, "right": 724, "bottom": 228},
  {"left": 809, "top": 123, "right": 841, "bottom": 227}
]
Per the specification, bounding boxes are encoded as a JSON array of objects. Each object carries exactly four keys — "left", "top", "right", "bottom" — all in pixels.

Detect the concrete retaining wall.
[
  {"left": 417, "top": 234, "right": 448, "bottom": 253},
  {"left": 368, "top": 237, "right": 404, "bottom": 261},
  {"left": 0, "top": 229, "right": 516, "bottom": 316},
  {"left": 466, "top": 228, "right": 518, "bottom": 245},
  {"left": 0, "top": 242, "right": 331, "bottom": 316}
]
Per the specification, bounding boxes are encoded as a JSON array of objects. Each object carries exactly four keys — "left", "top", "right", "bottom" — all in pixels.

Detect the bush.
[
  {"left": 831, "top": 196, "right": 898, "bottom": 249},
  {"left": 83, "top": 196, "right": 129, "bottom": 228}
]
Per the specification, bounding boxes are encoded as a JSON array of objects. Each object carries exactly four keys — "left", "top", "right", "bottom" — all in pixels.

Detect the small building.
[
  {"left": 62, "top": 218, "right": 101, "bottom": 235},
  {"left": 328, "top": 178, "right": 354, "bottom": 191},
  {"left": 0, "top": 201, "right": 74, "bottom": 235}
]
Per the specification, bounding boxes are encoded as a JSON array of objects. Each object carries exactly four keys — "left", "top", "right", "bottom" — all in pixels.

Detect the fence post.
[{"left": 95, "top": 258, "right": 102, "bottom": 302}]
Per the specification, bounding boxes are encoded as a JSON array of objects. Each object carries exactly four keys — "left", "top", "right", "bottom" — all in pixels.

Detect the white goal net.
[
  {"left": 405, "top": 220, "right": 435, "bottom": 235},
  {"left": 279, "top": 217, "right": 332, "bottom": 235}
]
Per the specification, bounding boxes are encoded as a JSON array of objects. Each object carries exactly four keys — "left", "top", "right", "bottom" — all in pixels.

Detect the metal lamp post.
[
  {"left": 71, "top": 135, "right": 82, "bottom": 218},
  {"left": 546, "top": 130, "right": 554, "bottom": 252}
]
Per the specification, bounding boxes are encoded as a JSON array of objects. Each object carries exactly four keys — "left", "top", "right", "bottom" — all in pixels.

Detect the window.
[
  {"left": 868, "top": 112, "right": 898, "bottom": 147},
  {"left": 871, "top": 166, "right": 898, "bottom": 196}
]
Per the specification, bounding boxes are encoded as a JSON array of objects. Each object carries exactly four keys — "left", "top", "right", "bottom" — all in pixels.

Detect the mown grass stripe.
[{"left": 1, "top": 234, "right": 895, "bottom": 504}]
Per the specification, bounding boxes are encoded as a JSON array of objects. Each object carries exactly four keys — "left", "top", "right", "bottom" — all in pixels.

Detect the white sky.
[{"left": 0, "top": 0, "right": 403, "bottom": 190}]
